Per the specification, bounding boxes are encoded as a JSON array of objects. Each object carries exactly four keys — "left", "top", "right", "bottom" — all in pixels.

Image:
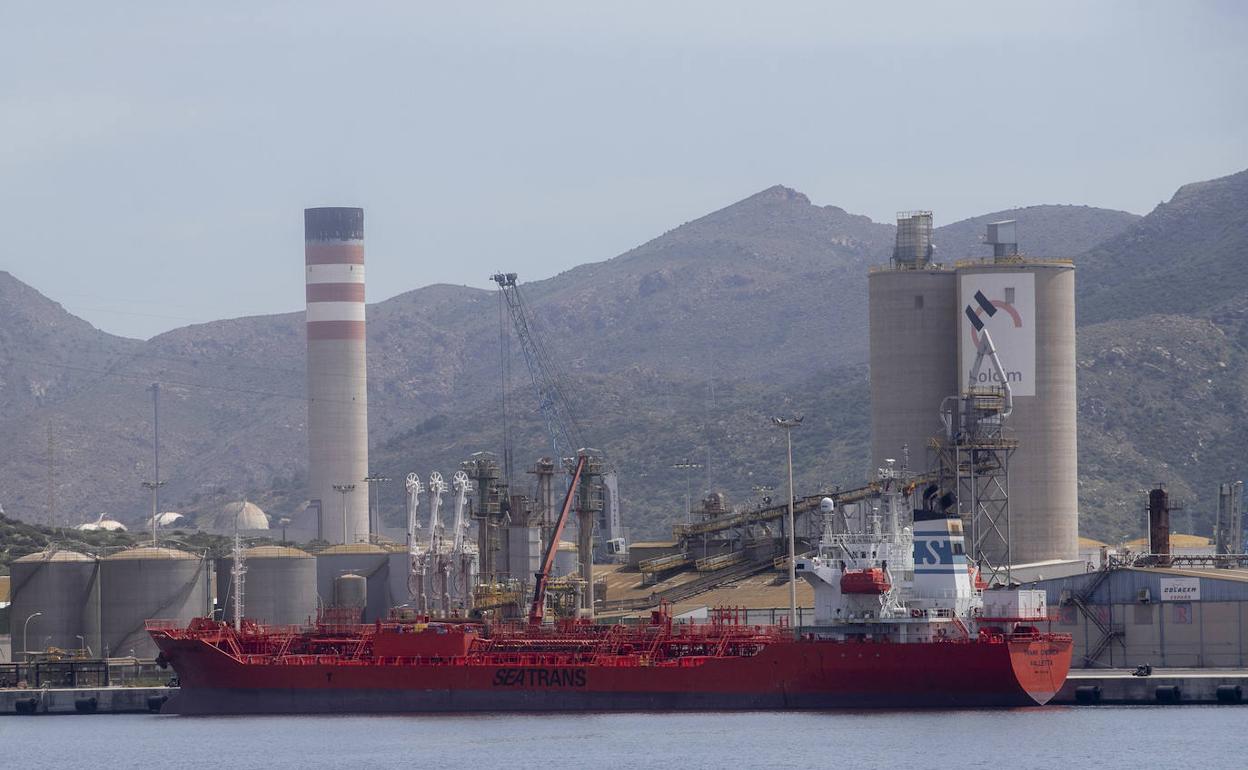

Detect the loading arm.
[{"left": 967, "top": 326, "right": 1013, "bottom": 419}]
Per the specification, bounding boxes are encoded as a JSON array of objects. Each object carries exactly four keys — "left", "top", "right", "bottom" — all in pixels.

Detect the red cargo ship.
[
  {"left": 150, "top": 458, "right": 1072, "bottom": 714},
  {"left": 149, "top": 605, "right": 1070, "bottom": 714}
]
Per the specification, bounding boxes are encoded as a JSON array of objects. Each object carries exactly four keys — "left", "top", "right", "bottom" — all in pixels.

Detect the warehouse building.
[{"left": 1021, "top": 565, "right": 1248, "bottom": 669}]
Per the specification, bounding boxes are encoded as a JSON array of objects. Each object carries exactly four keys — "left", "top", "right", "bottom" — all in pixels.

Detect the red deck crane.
[{"left": 528, "top": 454, "right": 587, "bottom": 625}]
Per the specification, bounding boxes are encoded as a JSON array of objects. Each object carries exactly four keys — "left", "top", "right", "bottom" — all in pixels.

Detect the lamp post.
[
  {"left": 363, "top": 473, "right": 391, "bottom": 540},
  {"left": 671, "top": 460, "right": 703, "bottom": 524},
  {"left": 332, "top": 484, "right": 355, "bottom": 544},
  {"left": 142, "top": 480, "right": 166, "bottom": 544},
  {"left": 23, "top": 611, "right": 43, "bottom": 662},
  {"left": 771, "top": 416, "right": 803, "bottom": 631}
]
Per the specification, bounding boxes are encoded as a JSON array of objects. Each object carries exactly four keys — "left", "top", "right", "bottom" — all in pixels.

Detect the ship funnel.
[{"left": 911, "top": 509, "right": 973, "bottom": 609}]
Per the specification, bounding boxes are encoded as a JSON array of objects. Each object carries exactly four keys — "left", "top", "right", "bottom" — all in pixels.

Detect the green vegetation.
[
  {"left": 0, "top": 513, "right": 290, "bottom": 575},
  {"left": 0, "top": 513, "right": 135, "bottom": 575}
]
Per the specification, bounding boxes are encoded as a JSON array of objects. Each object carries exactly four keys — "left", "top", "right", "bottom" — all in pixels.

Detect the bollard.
[{"left": 74, "top": 697, "right": 98, "bottom": 714}]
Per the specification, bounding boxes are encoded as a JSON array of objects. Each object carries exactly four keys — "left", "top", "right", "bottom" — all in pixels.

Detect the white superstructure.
[{"left": 797, "top": 463, "right": 1047, "bottom": 642}]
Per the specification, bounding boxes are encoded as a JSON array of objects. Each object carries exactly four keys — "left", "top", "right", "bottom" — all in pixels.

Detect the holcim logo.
[
  {"left": 966, "top": 290, "right": 1024, "bottom": 349},
  {"left": 960, "top": 273, "right": 1036, "bottom": 396},
  {"left": 964, "top": 290, "right": 1025, "bottom": 385}
]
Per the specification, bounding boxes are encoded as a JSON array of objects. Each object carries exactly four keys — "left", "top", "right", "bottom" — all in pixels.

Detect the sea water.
[{"left": 1, "top": 706, "right": 1242, "bottom": 770}]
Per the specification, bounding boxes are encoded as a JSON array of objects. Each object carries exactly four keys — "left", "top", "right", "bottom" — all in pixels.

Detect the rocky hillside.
[
  {"left": 1073, "top": 168, "right": 1248, "bottom": 538},
  {"left": 3, "top": 173, "right": 1231, "bottom": 545},
  {"left": 1078, "top": 169, "right": 1248, "bottom": 326}
]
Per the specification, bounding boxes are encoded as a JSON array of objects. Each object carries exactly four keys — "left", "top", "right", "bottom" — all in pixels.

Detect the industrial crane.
[
  {"left": 491, "top": 272, "right": 626, "bottom": 560},
  {"left": 491, "top": 272, "right": 584, "bottom": 465},
  {"left": 936, "top": 292, "right": 1018, "bottom": 586},
  {"left": 529, "top": 454, "right": 587, "bottom": 625}
]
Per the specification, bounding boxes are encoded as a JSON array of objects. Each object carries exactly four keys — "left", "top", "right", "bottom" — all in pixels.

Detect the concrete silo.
[
  {"left": 216, "top": 546, "right": 317, "bottom": 627},
  {"left": 869, "top": 212, "right": 959, "bottom": 473},
  {"left": 100, "top": 546, "right": 208, "bottom": 659},
  {"left": 868, "top": 216, "right": 1078, "bottom": 566},
  {"left": 8, "top": 550, "right": 100, "bottom": 659},
  {"left": 315, "top": 543, "right": 397, "bottom": 623},
  {"left": 955, "top": 255, "right": 1078, "bottom": 563},
  {"left": 305, "top": 206, "right": 369, "bottom": 544}
]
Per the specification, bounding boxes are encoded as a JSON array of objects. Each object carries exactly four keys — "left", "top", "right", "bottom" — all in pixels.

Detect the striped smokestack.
[{"left": 305, "top": 207, "right": 369, "bottom": 544}]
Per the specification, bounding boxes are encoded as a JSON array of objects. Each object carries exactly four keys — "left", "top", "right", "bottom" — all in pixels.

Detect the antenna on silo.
[{"left": 892, "top": 211, "right": 934, "bottom": 268}]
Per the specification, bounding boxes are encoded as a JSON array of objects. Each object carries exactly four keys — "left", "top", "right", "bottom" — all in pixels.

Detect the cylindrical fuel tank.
[
  {"left": 8, "top": 550, "right": 101, "bottom": 659},
  {"left": 215, "top": 546, "right": 317, "bottom": 626},
  {"left": 99, "top": 546, "right": 208, "bottom": 659},
  {"left": 315, "top": 543, "right": 393, "bottom": 622}
]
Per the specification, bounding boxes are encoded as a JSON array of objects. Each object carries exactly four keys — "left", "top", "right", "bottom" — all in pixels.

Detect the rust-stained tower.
[
  {"left": 1148, "top": 485, "right": 1171, "bottom": 565},
  {"left": 305, "top": 207, "right": 369, "bottom": 544}
]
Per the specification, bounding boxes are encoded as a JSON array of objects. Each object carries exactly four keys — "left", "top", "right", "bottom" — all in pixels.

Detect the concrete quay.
[
  {"left": 1053, "top": 668, "right": 1248, "bottom": 705},
  {"left": 1, "top": 686, "right": 175, "bottom": 715}
]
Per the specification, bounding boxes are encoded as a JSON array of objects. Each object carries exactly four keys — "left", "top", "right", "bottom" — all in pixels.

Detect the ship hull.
[{"left": 156, "top": 635, "right": 1070, "bottom": 715}]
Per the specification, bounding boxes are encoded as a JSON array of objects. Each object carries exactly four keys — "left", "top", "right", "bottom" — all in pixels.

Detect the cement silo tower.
[
  {"left": 8, "top": 550, "right": 101, "bottom": 659},
  {"left": 868, "top": 216, "right": 1078, "bottom": 565},
  {"left": 305, "top": 207, "right": 370, "bottom": 544},
  {"left": 955, "top": 223, "right": 1077, "bottom": 563},
  {"left": 868, "top": 212, "right": 959, "bottom": 473}
]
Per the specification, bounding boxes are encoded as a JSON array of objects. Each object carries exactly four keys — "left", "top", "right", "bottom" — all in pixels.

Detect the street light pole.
[
  {"left": 23, "top": 611, "right": 43, "bottom": 662},
  {"left": 671, "top": 461, "right": 703, "bottom": 524},
  {"left": 332, "top": 483, "right": 356, "bottom": 544},
  {"left": 771, "top": 416, "right": 803, "bottom": 631},
  {"left": 363, "top": 473, "right": 391, "bottom": 540},
  {"left": 141, "top": 480, "right": 166, "bottom": 545}
]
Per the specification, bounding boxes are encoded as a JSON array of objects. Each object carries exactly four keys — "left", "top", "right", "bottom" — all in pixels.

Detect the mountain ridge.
[{"left": 0, "top": 173, "right": 1236, "bottom": 545}]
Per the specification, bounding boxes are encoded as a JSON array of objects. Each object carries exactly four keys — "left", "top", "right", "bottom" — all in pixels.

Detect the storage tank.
[
  {"left": 8, "top": 550, "right": 100, "bottom": 659},
  {"left": 868, "top": 264, "right": 959, "bottom": 473},
  {"left": 555, "top": 541, "right": 579, "bottom": 578},
  {"left": 868, "top": 216, "right": 1078, "bottom": 565},
  {"left": 216, "top": 546, "right": 317, "bottom": 626},
  {"left": 333, "top": 573, "right": 368, "bottom": 609},
  {"left": 955, "top": 258, "right": 1078, "bottom": 563},
  {"left": 315, "top": 543, "right": 395, "bottom": 622},
  {"left": 100, "top": 546, "right": 208, "bottom": 659}
]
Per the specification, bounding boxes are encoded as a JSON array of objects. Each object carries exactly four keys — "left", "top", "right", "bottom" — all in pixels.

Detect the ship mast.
[{"left": 231, "top": 522, "right": 246, "bottom": 633}]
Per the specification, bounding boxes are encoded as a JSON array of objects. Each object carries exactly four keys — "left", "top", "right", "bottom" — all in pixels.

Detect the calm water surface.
[{"left": 2, "top": 707, "right": 1243, "bottom": 769}]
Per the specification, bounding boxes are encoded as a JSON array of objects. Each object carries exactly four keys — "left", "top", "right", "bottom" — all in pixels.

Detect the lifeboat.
[{"left": 840, "top": 567, "right": 891, "bottom": 594}]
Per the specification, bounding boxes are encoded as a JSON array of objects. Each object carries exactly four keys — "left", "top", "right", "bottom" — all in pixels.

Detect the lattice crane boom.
[{"left": 491, "top": 272, "right": 585, "bottom": 462}]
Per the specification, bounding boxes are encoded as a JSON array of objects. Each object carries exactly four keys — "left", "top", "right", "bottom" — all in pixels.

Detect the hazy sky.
[{"left": 2, "top": 2, "right": 1245, "bottom": 339}]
